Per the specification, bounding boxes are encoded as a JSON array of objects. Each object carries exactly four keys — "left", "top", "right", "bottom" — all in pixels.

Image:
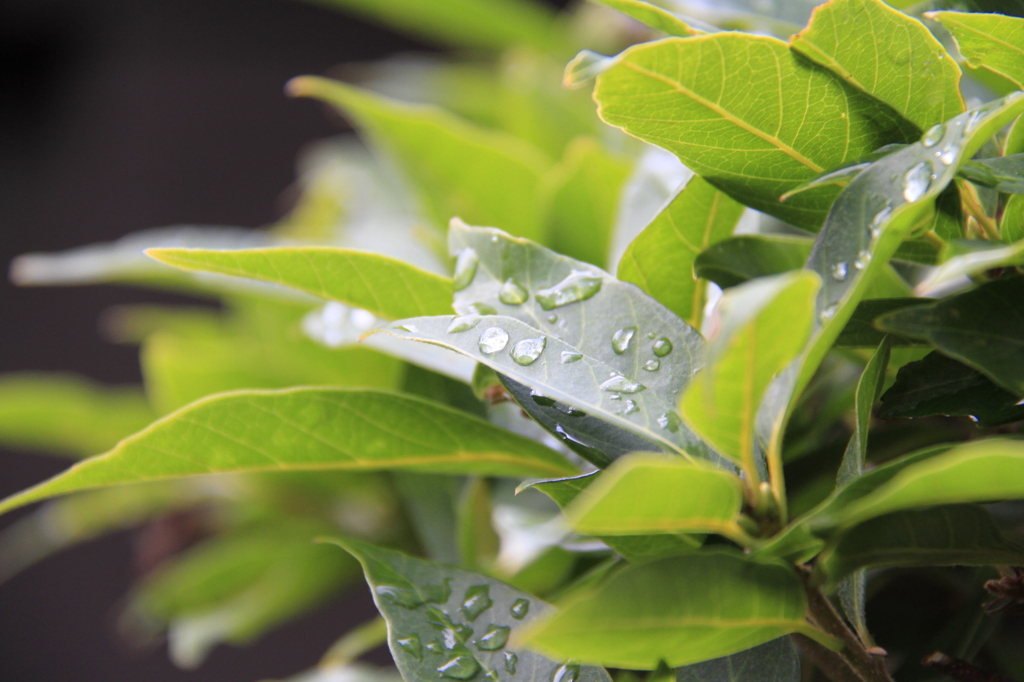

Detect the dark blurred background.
[{"left": 0, "top": 0, "right": 436, "bottom": 679}]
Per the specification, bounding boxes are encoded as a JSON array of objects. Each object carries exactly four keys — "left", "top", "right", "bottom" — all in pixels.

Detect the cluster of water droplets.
[{"left": 302, "top": 301, "right": 378, "bottom": 348}]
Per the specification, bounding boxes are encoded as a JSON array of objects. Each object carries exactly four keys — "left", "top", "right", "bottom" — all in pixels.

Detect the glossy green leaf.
[
  {"left": 565, "top": 455, "right": 747, "bottom": 541},
  {"left": 876, "top": 276, "right": 1024, "bottom": 395},
  {"left": 593, "top": 0, "right": 697, "bottom": 37},
  {"left": 817, "top": 505, "right": 1024, "bottom": 582},
  {"left": 879, "top": 350, "right": 1024, "bottom": 427},
  {"left": 593, "top": 33, "right": 915, "bottom": 228},
  {"left": 681, "top": 272, "right": 820, "bottom": 477},
  {"left": 692, "top": 236, "right": 812, "bottom": 291},
  {"left": 960, "top": 154, "right": 1024, "bottom": 193},
  {"left": 618, "top": 176, "right": 745, "bottom": 327},
  {"left": 1001, "top": 193, "right": 1024, "bottom": 242},
  {"left": 302, "top": 0, "right": 559, "bottom": 51},
  {"left": 0, "top": 373, "right": 157, "bottom": 458},
  {"left": 674, "top": 637, "right": 800, "bottom": 682},
  {"left": 327, "top": 538, "right": 613, "bottom": 682},
  {"left": 833, "top": 298, "right": 929, "bottom": 348},
  {"left": 146, "top": 247, "right": 453, "bottom": 320},
  {"left": 520, "top": 551, "right": 838, "bottom": 669},
  {"left": 0, "top": 388, "right": 577, "bottom": 516},
  {"left": 837, "top": 337, "right": 891, "bottom": 487},
  {"left": 930, "top": 12, "right": 1024, "bottom": 88},
  {"left": 915, "top": 241, "right": 1024, "bottom": 294},
  {"left": 790, "top": 0, "right": 964, "bottom": 131},
  {"left": 288, "top": 78, "right": 552, "bottom": 241}
]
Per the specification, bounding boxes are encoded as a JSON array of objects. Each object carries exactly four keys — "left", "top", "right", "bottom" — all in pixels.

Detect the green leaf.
[
  {"left": 879, "top": 350, "right": 1024, "bottom": 428},
  {"left": 288, "top": 78, "right": 552, "bottom": 241},
  {"left": 674, "top": 637, "right": 800, "bottom": 682},
  {"left": 789, "top": 0, "right": 964, "bottom": 131},
  {"left": 0, "top": 388, "right": 577, "bottom": 516},
  {"left": 0, "top": 373, "right": 157, "bottom": 458},
  {"left": 520, "top": 551, "right": 839, "bottom": 669},
  {"left": 960, "top": 154, "right": 1024, "bottom": 193},
  {"left": 593, "top": 33, "right": 915, "bottom": 229},
  {"left": 145, "top": 247, "right": 453, "bottom": 320},
  {"left": 269, "top": 663, "right": 403, "bottom": 682},
  {"left": 833, "top": 298, "right": 930, "bottom": 348},
  {"left": 456, "top": 478, "right": 500, "bottom": 572},
  {"left": 876, "top": 276, "right": 1024, "bottom": 395},
  {"left": 817, "top": 504, "right": 1024, "bottom": 582},
  {"left": 930, "top": 12, "right": 1024, "bottom": 88},
  {"left": 565, "top": 454, "right": 747, "bottom": 542},
  {"left": 681, "top": 272, "right": 820, "bottom": 478},
  {"left": 618, "top": 176, "right": 746, "bottom": 327},
  {"left": 593, "top": 0, "right": 697, "bottom": 37},
  {"left": 837, "top": 337, "right": 891, "bottom": 487},
  {"left": 915, "top": 240, "right": 1024, "bottom": 294},
  {"left": 325, "top": 537, "right": 614, "bottom": 682},
  {"left": 692, "top": 235, "right": 812, "bottom": 291},
  {"left": 1001, "top": 193, "right": 1024, "bottom": 242},
  {"left": 301, "top": 0, "right": 559, "bottom": 52}
]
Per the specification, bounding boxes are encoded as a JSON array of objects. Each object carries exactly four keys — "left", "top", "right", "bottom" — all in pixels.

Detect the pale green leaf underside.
[
  {"left": 594, "top": 0, "right": 697, "bottom": 37},
  {"left": 931, "top": 11, "right": 1024, "bottom": 88},
  {"left": 0, "top": 388, "right": 576, "bottom": 516},
  {"left": 146, "top": 247, "right": 453, "bottom": 320},
  {"left": 914, "top": 239, "right": 1024, "bottom": 294}
]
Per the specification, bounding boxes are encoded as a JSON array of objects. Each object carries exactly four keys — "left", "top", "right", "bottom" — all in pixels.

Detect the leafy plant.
[{"left": 7, "top": 0, "right": 1024, "bottom": 680}]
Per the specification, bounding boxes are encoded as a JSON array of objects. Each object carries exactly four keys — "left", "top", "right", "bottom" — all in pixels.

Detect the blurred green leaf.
[
  {"left": 692, "top": 235, "right": 811, "bottom": 291},
  {"left": 930, "top": 11, "right": 1024, "bottom": 88},
  {"left": 915, "top": 241, "right": 1024, "bottom": 294},
  {"left": 593, "top": 0, "right": 697, "bottom": 37},
  {"left": 456, "top": 478, "right": 500, "bottom": 572},
  {"left": 674, "top": 637, "right": 800, "bottom": 682},
  {"left": 960, "top": 154, "right": 1024, "bottom": 193},
  {"left": 833, "top": 298, "right": 929, "bottom": 348},
  {"left": 1001, "top": 193, "right": 1024, "bottom": 242}
]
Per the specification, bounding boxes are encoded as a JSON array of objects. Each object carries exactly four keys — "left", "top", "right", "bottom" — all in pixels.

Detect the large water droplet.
[
  {"left": 623, "top": 399, "right": 639, "bottom": 415},
  {"left": 853, "top": 249, "right": 872, "bottom": 270},
  {"left": 611, "top": 327, "right": 636, "bottom": 354},
  {"left": 510, "top": 337, "right": 546, "bottom": 366},
  {"left": 376, "top": 585, "right": 424, "bottom": 609},
  {"left": 830, "top": 262, "right": 848, "bottom": 282},
  {"left": 657, "top": 412, "right": 680, "bottom": 432},
  {"left": 438, "top": 653, "right": 481, "bottom": 680},
  {"left": 535, "top": 271, "right": 603, "bottom": 310},
  {"left": 552, "top": 663, "right": 580, "bottom": 682},
  {"left": 547, "top": 314, "right": 558, "bottom": 323},
  {"left": 600, "top": 375, "right": 646, "bottom": 394},
  {"left": 903, "top": 162, "right": 931, "bottom": 202},
  {"left": 643, "top": 359, "right": 660, "bottom": 371},
  {"left": 475, "top": 625, "right": 511, "bottom": 651},
  {"left": 398, "top": 634, "right": 423, "bottom": 661},
  {"left": 819, "top": 304, "right": 838, "bottom": 323},
  {"left": 454, "top": 249, "right": 480, "bottom": 292},
  {"left": 504, "top": 652, "right": 518, "bottom": 674},
  {"left": 448, "top": 316, "right": 481, "bottom": 334},
  {"left": 499, "top": 279, "right": 529, "bottom": 306},
  {"left": 466, "top": 302, "right": 498, "bottom": 315},
  {"left": 560, "top": 351, "right": 583, "bottom": 364},
  {"left": 461, "top": 585, "right": 493, "bottom": 621},
  {"left": 479, "top": 328, "right": 509, "bottom": 354},
  {"left": 937, "top": 143, "right": 959, "bottom": 166},
  {"left": 652, "top": 338, "right": 673, "bottom": 357},
  {"left": 921, "top": 123, "right": 944, "bottom": 147},
  {"left": 510, "top": 598, "right": 530, "bottom": 620}
]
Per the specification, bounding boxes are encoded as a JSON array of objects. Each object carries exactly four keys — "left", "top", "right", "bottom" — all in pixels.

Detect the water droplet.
[
  {"left": 395, "top": 324, "right": 419, "bottom": 333},
  {"left": 398, "top": 634, "right": 423, "bottom": 661},
  {"left": 531, "top": 390, "right": 557, "bottom": 407},
  {"left": 426, "top": 607, "right": 457, "bottom": 631},
  {"left": 448, "top": 316, "right": 481, "bottom": 334},
  {"left": 438, "top": 653, "right": 481, "bottom": 680},
  {"left": 600, "top": 375, "right": 646, "bottom": 394},
  {"left": 964, "top": 109, "right": 984, "bottom": 134},
  {"left": 650, "top": 338, "right": 673, "bottom": 358},
  {"left": 510, "top": 337, "right": 546, "bottom": 366},
  {"left": 921, "top": 123, "right": 944, "bottom": 147},
  {"left": 475, "top": 625, "right": 511, "bottom": 651},
  {"left": 453, "top": 249, "right": 480, "bottom": 292},
  {"left": 642, "top": 359, "right": 660, "bottom": 371},
  {"left": 903, "top": 162, "right": 931, "bottom": 202},
  {"left": 937, "top": 143, "right": 959, "bottom": 166},
  {"left": 552, "top": 663, "right": 580, "bottom": 682},
  {"left": 510, "top": 598, "right": 530, "bottom": 620},
  {"left": 376, "top": 585, "right": 424, "bottom": 609},
  {"left": 547, "top": 314, "right": 558, "bottom": 323},
  {"left": 426, "top": 641, "right": 442, "bottom": 654},
  {"left": 1005, "top": 90, "right": 1024, "bottom": 104},
  {"left": 479, "top": 328, "right": 509, "bottom": 354},
  {"left": 819, "top": 304, "right": 838, "bottom": 323},
  {"left": 657, "top": 412, "right": 680, "bottom": 432},
  {"left": 969, "top": 415, "right": 980, "bottom": 423},
  {"left": 609, "top": 394, "right": 621, "bottom": 401},
  {"left": 504, "top": 652, "right": 518, "bottom": 674},
  {"left": 830, "top": 262, "right": 848, "bottom": 281},
  {"left": 424, "top": 580, "right": 452, "bottom": 605},
  {"left": 611, "top": 327, "right": 636, "bottom": 354},
  {"left": 870, "top": 203, "right": 893, "bottom": 238},
  {"left": 485, "top": 670, "right": 500, "bottom": 682},
  {"left": 466, "top": 302, "right": 498, "bottom": 315},
  {"left": 623, "top": 399, "right": 639, "bottom": 415},
  {"left": 461, "top": 585, "right": 493, "bottom": 621},
  {"left": 556, "top": 403, "right": 585, "bottom": 417},
  {"left": 560, "top": 351, "right": 583, "bottom": 364},
  {"left": 499, "top": 279, "right": 529, "bottom": 306},
  {"left": 854, "top": 249, "right": 872, "bottom": 270},
  {"left": 535, "top": 271, "right": 603, "bottom": 310}
]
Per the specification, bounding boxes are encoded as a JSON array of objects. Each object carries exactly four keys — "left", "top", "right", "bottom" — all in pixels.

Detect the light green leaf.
[
  {"left": 520, "top": 551, "right": 839, "bottom": 669},
  {"left": 930, "top": 11, "right": 1024, "bottom": 88},
  {"left": 593, "top": 0, "right": 698, "bottom": 37},
  {"left": 618, "top": 176, "right": 745, "bottom": 328},
  {"left": 565, "top": 454, "right": 747, "bottom": 542},
  {"left": 681, "top": 272, "right": 820, "bottom": 479},
  {"left": 301, "top": 0, "right": 559, "bottom": 52},
  {"left": 146, "top": 247, "right": 453, "bottom": 320},
  {"left": 288, "top": 77, "right": 552, "bottom": 241},
  {"left": 675, "top": 637, "right": 800, "bottom": 682},
  {"left": 593, "top": 33, "right": 915, "bottom": 229},
  {"left": 0, "top": 388, "right": 577, "bottom": 516},
  {"left": 457, "top": 477, "right": 500, "bottom": 572},
  {"left": 789, "top": 0, "right": 964, "bottom": 130},
  {"left": 0, "top": 373, "right": 157, "bottom": 458},
  {"left": 326, "top": 538, "right": 614, "bottom": 682},
  {"left": 692, "top": 235, "right": 812, "bottom": 291},
  {"left": 1002, "top": 193, "right": 1024, "bottom": 243},
  {"left": 915, "top": 240, "right": 1024, "bottom": 294},
  {"left": 960, "top": 154, "right": 1024, "bottom": 193}
]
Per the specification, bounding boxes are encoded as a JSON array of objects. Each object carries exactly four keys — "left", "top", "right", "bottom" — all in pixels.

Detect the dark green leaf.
[
  {"left": 833, "top": 298, "right": 929, "bottom": 348},
  {"left": 674, "top": 637, "right": 800, "bottom": 682},
  {"left": 692, "top": 236, "right": 812, "bottom": 290}
]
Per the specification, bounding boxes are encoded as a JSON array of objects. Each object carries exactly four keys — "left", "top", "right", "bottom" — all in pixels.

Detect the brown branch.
[{"left": 922, "top": 652, "right": 1019, "bottom": 682}]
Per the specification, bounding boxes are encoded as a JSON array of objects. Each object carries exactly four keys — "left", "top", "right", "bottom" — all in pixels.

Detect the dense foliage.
[{"left": 6, "top": 0, "right": 1024, "bottom": 680}]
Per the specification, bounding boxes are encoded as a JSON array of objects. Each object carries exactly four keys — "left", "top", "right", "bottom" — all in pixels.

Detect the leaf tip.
[{"left": 285, "top": 76, "right": 319, "bottom": 99}]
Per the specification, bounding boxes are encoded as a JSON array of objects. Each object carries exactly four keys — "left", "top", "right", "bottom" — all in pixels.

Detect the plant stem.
[{"left": 791, "top": 634, "right": 865, "bottom": 682}]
